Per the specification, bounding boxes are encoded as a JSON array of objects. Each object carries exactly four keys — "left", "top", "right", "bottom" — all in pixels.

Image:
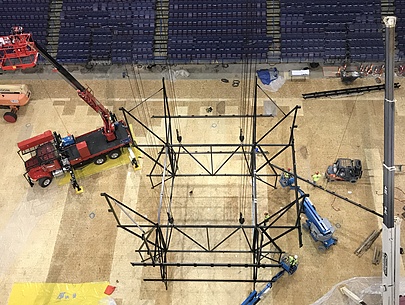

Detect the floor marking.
[
  {"left": 0, "top": 200, "right": 39, "bottom": 277},
  {"left": 364, "top": 148, "right": 383, "bottom": 221}
]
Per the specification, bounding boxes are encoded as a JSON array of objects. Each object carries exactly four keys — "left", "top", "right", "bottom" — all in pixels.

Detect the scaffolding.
[{"left": 101, "top": 77, "right": 303, "bottom": 289}]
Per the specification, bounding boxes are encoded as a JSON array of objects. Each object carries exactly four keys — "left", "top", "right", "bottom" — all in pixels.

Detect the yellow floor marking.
[
  {"left": 8, "top": 282, "right": 110, "bottom": 305},
  {"left": 57, "top": 150, "right": 131, "bottom": 186}
]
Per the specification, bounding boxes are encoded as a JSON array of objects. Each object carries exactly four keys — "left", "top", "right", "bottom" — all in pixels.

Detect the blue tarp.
[{"left": 257, "top": 68, "right": 278, "bottom": 85}]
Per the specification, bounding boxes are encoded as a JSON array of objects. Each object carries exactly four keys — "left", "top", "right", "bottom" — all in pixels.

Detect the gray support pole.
[
  {"left": 383, "top": 17, "right": 395, "bottom": 229},
  {"left": 382, "top": 16, "right": 399, "bottom": 305}
]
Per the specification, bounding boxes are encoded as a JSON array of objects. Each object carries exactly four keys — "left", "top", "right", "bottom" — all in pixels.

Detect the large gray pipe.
[
  {"left": 382, "top": 16, "right": 399, "bottom": 305},
  {"left": 383, "top": 16, "right": 395, "bottom": 229}
]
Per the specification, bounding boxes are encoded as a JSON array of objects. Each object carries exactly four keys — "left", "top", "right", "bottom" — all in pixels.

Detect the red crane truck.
[{"left": 1, "top": 27, "right": 136, "bottom": 190}]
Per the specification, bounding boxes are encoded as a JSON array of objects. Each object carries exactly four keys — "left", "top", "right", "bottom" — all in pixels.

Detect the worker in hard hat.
[
  {"left": 283, "top": 168, "right": 291, "bottom": 179},
  {"left": 312, "top": 171, "right": 322, "bottom": 184},
  {"left": 263, "top": 212, "right": 270, "bottom": 225},
  {"left": 11, "top": 26, "right": 23, "bottom": 35},
  {"left": 289, "top": 254, "right": 298, "bottom": 267}
]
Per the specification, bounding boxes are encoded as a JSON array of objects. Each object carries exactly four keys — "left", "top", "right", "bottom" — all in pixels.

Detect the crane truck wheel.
[
  {"left": 3, "top": 111, "right": 17, "bottom": 123},
  {"left": 38, "top": 176, "right": 52, "bottom": 188},
  {"left": 94, "top": 155, "right": 107, "bottom": 165},
  {"left": 108, "top": 149, "right": 122, "bottom": 159}
]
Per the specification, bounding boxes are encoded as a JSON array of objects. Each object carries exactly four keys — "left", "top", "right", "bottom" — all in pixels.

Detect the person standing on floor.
[
  {"left": 312, "top": 171, "right": 322, "bottom": 184},
  {"left": 263, "top": 212, "right": 270, "bottom": 224}
]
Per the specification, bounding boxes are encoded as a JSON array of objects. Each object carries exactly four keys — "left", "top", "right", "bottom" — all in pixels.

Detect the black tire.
[
  {"left": 318, "top": 244, "right": 327, "bottom": 251},
  {"left": 94, "top": 155, "right": 107, "bottom": 165},
  {"left": 3, "top": 111, "right": 17, "bottom": 123},
  {"left": 38, "top": 176, "right": 52, "bottom": 188},
  {"left": 108, "top": 149, "right": 122, "bottom": 159},
  {"left": 350, "top": 179, "right": 357, "bottom": 183}
]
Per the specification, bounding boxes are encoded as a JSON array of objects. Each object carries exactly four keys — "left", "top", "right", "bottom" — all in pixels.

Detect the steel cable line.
[{"left": 125, "top": 64, "right": 166, "bottom": 215}]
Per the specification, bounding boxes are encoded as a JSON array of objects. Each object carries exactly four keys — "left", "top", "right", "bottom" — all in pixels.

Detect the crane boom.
[{"left": 0, "top": 27, "right": 117, "bottom": 141}]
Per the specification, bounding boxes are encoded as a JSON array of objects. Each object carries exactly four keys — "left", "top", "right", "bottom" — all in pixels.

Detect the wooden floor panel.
[{"left": 0, "top": 70, "right": 404, "bottom": 305}]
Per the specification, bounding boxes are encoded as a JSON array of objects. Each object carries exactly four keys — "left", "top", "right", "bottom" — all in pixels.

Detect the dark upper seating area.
[
  {"left": 0, "top": 0, "right": 50, "bottom": 47},
  {"left": 280, "top": 0, "right": 384, "bottom": 63},
  {"left": 57, "top": 0, "right": 155, "bottom": 64},
  {"left": 166, "top": 0, "right": 272, "bottom": 63},
  {"left": 1, "top": 1, "right": 405, "bottom": 64}
]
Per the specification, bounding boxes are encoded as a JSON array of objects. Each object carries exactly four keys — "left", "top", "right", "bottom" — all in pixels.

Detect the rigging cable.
[
  {"left": 125, "top": 63, "right": 165, "bottom": 216},
  {"left": 160, "top": 65, "right": 181, "bottom": 223}
]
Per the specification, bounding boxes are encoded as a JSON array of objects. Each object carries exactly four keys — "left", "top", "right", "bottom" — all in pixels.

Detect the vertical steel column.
[
  {"left": 382, "top": 16, "right": 400, "bottom": 305},
  {"left": 159, "top": 79, "right": 175, "bottom": 288},
  {"left": 162, "top": 78, "right": 176, "bottom": 175},
  {"left": 383, "top": 17, "right": 395, "bottom": 229},
  {"left": 251, "top": 77, "right": 259, "bottom": 285},
  {"left": 290, "top": 136, "right": 303, "bottom": 247}
]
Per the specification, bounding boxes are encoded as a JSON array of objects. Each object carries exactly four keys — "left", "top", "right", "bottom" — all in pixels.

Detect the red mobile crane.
[{"left": 1, "top": 27, "right": 137, "bottom": 190}]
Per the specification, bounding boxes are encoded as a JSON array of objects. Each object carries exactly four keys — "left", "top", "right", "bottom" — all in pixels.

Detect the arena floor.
[{"left": 0, "top": 63, "right": 404, "bottom": 305}]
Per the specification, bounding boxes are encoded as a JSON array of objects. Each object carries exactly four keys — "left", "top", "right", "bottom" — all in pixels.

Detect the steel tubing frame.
[{"left": 105, "top": 78, "right": 302, "bottom": 288}]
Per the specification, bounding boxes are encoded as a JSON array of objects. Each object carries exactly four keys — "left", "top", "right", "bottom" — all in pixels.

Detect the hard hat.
[
  {"left": 287, "top": 168, "right": 291, "bottom": 171},
  {"left": 294, "top": 255, "right": 298, "bottom": 259}
]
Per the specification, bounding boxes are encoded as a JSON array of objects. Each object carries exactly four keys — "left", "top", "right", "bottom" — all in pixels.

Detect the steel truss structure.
[{"left": 101, "top": 78, "right": 304, "bottom": 289}]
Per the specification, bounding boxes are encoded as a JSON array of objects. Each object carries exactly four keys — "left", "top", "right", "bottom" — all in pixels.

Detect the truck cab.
[{"left": 17, "top": 130, "right": 63, "bottom": 187}]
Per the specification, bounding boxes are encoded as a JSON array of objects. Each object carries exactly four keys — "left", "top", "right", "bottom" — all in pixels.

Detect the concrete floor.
[{"left": 0, "top": 64, "right": 405, "bottom": 305}]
